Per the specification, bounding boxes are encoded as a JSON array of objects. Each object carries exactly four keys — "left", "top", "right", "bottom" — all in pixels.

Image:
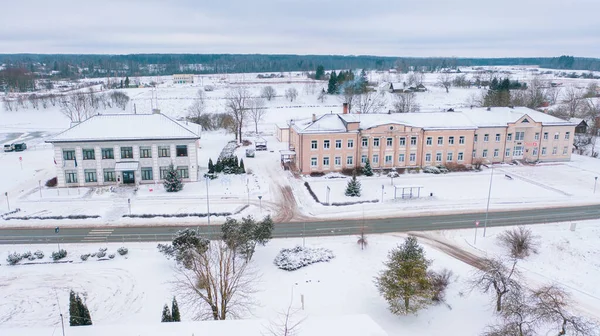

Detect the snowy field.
[{"left": 1, "top": 219, "right": 599, "bottom": 335}]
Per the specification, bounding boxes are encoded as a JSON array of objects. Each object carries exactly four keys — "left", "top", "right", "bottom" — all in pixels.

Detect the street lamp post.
[
  {"left": 206, "top": 177, "right": 211, "bottom": 226},
  {"left": 381, "top": 184, "right": 384, "bottom": 202},
  {"left": 595, "top": 177, "right": 598, "bottom": 194},
  {"left": 4, "top": 192, "right": 9, "bottom": 212},
  {"left": 55, "top": 226, "right": 61, "bottom": 251},
  {"left": 483, "top": 166, "right": 494, "bottom": 237},
  {"left": 127, "top": 198, "right": 131, "bottom": 215},
  {"left": 258, "top": 195, "right": 263, "bottom": 213},
  {"left": 326, "top": 186, "right": 330, "bottom": 205}
]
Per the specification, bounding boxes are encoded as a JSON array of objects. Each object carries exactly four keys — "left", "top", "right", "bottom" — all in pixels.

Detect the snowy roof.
[
  {"left": 0, "top": 314, "right": 388, "bottom": 336},
  {"left": 341, "top": 112, "right": 477, "bottom": 130},
  {"left": 48, "top": 113, "right": 201, "bottom": 143},
  {"left": 292, "top": 114, "right": 349, "bottom": 133},
  {"left": 458, "top": 107, "right": 575, "bottom": 127},
  {"left": 569, "top": 117, "right": 586, "bottom": 125}
]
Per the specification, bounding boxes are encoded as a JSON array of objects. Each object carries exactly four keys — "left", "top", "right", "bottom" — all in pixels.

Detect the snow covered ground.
[{"left": 1, "top": 219, "right": 599, "bottom": 335}]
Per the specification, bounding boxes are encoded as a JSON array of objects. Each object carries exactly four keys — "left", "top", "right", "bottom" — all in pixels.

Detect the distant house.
[
  {"left": 173, "top": 74, "right": 194, "bottom": 84},
  {"left": 569, "top": 118, "right": 588, "bottom": 134},
  {"left": 388, "top": 82, "right": 405, "bottom": 93},
  {"left": 46, "top": 112, "right": 201, "bottom": 187}
]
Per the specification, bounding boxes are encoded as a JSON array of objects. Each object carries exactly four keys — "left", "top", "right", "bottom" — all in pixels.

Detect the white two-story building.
[{"left": 47, "top": 112, "right": 201, "bottom": 187}]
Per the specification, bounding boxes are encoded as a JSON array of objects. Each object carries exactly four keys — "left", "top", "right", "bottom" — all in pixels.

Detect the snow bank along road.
[{"left": 1, "top": 204, "right": 599, "bottom": 244}]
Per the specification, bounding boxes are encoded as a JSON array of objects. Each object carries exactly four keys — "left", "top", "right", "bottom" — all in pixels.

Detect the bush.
[
  {"left": 99, "top": 247, "right": 107, "bottom": 252},
  {"left": 203, "top": 173, "right": 217, "bottom": 180},
  {"left": 242, "top": 139, "right": 252, "bottom": 146},
  {"left": 341, "top": 168, "right": 361, "bottom": 176},
  {"left": 108, "top": 254, "right": 115, "bottom": 259},
  {"left": 387, "top": 171, "right": 400, "bottom": 178},
  {"left": 96, "top": 250, "right": 106, "bottom": 258},
  {"left": 497, "top": 227, "right": 540, "bottom": 259},
  {"left": 34, "top": 250, "right": 44, "bottom": 259},
  {"left": 52, "top": 249, "right": 67, "bottom": 261},
  {"left": 303, "top": 182, "right": 320, "bottom": 203},
  {"left": 27, "top": 255, "right": 36, "bottom": 261},
  {"left": 46, "top": 177, "right": 58, "bottom": 187},
  {"left": 117, "top": 247, "right": 128, "bottom": 256},
  {"left": 90, "top": 252, "right": 97, "bottom": 257},
  {"left": 423, "top": 166, "right": 441, "bottom": 174},
  {"left": 445, "top": 162, "right": 470, "bottom": 172},
  {"left": 80, "top": 254, "right": 90, "bottom": 261},
  {"left": 21, "top": 251, "right": 32, "bottom": 259},
  {"left": 7, "top": 252, "right": 22, "bottom": 265},
  {"left": 309, "top": 172, "right": 325, "bottom": 177},
  {"left": 429, "top": 268, "right": 453, "bottom": 302},
  {"left": 274, "top": 246, "right": 335, "bottom": 271}
]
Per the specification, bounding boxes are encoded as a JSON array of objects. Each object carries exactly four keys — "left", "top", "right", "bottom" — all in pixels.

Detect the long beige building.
[{"left": 285, "top": 107, "right": 576, "bottom": 174}]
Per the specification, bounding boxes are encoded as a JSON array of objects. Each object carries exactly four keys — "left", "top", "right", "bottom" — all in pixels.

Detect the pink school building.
[{"left": 284, "top": 107, "right": 576, "bottom": 174}]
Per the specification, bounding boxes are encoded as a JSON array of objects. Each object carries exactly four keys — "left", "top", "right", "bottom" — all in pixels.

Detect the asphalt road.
[{"left": 1, "top": 204, "right": 599, "bottom": 245}]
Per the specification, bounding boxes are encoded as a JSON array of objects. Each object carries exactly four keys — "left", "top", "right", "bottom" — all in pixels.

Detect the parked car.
[
  {"left": 245, "top": 148, "right": 255, "bottom": 158},
  {"left": 3, "top": 144, "right": 13, "bottom": 152},
  {"left": 436, "top": 165, "right": 449, "bottom": 174},
  {"left": 12, "top": 143, "right": 27, "bottom": 152}
]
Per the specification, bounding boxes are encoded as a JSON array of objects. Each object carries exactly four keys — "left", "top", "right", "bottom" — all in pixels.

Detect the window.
[
  {"left": 494, "top": 149, "right": 499, "bottom": 157},
  {"left": 449, "top": 136, "right": 455, "bottom": 145},
  {"left": 65, "top": 170, "right": 77, "bottom": 183},
  {"left": 457, "top": 152, "right": 464, "bottom": 161},
  {"left": 335, "top": 140, "right": 342, "bottom": 149},
  {"left": 311, "top": 140, "right": 317, "bottom": 149},
  {"left": 563, "top": 146, "right": 568, "bottom": 155},
  {"left": 472, "top": 150, "right": 476, "bottom": 158},
  {"left": 347, "top": 156, "right": 354, "bottom": 165},
  {"left": 565, "top": 132, "right": 570, "bottom": 140},
  {"left": 158, "top": 146, "right": 170, "bottom": 157},
  {"left": 543, "top": 132, "right": 548, "bottom": 140},
  {"left": 373, "top": 138, "right": 380, "bottom": 147},
  {"left": 102, "top": 148, "right": 114, "bottom": 159},
  {"left": 323, "top": 156, "right": 330, "bottom": 166},
  {"left": 362, "top": 137, "right": 368, "bottom": 147},
  {"left": 515, "top": 132, "right": 525, "bottom": 141},
  {"left": 177, "top": 166, "right": 189, "bottom": 178},
  {"left": 159, "top": 166, "right": 169, "bottom": 179},
  {"left": 505, "top": 148, "right": 511, "bottom": 157},
  {"left": 176, "top": 145, "right": 188, "bottom": 157},
  {"left": 534, "top": 133, "right": 540, "bottom": 140},
  {"left": 514, "top": 146, "right": 523, "bottom": 156},
  {"left": 311, "top": 157, "right": 317, "bottom": 167},
  {"left": 483, "top": 149, "right": 488, "bottom": 158},
  {"left": 552, "top": 147, "right": 557, "bottom": 155},
  {"left": 82, "top": 149, "right": 95, "bottom": 160},
  {"left": 426, "top": 137, "right": 432, "bottom": 146},
  {"left": 121, "top": 146, "right": 133, "bottom": 159},
  {"left": 334, "top": 156, "right": 341, "bottom": 166},
  {"left": 437, "top": 136, "right": 443, "bottom": 145},
  {"left": 459, "top": 136, "right": 465, "bottom": 144},
  {"left": 399, "top": 153, "right": 405, "bottom": 162},
  {"left": 436, "top": 152, "right": 442, "bottom": 161},
  {"left": 386, "top": 138, "right": 393, "bottom": 147},
  {"left": 372, "top": 154, "right": 379, "bottom": 164},
  {"left": 474, "top": 134, "right": 478, "bottom": 142},
  {"left": 484, "top": 134, "right": 489, "bottom": 142},
  {"left": 140, "top": 147, "right": 152, "bottom": 158},
  {"left": 410, "top": 136, "right": 417, "bottom": 145},
  {"left": 554, "top": 133, "right": 559, "bottom": 140},
  {"left": 323, "top": 140, "right": 330, "bottom": 149},
  {"left": 63, "top": 150, "right": 75, "bottom": 160},
  {"left": 495, "top": 134, "right": 501, "bottom": 142},
  {"left": 141, "top": 167, "right": 153, "bottom": 180},
  {"left": 399, "top": 137, "right": 406, "bottom": 146},
  {"left": 425, "top": 153, "right": 432, "bottom": 162},
  {"left": 84, "top": 170, "right": 97, "bottom": 183},
  {"left": 447, "top": 152, "right": 453, "bottom": 161},
  {"left": 532, "top": 148, "right": 538, "bottom": 156},
  {"left": 347, "top": 139, "right": 354, "bottom": 148},
  {"left": 409, "top": 153, "right": 416, "bottom": 162},
  {"left": 385, "top": 155, "right": 393, "bottom": 164},
  {"left": 361, "top": 155, "right": 367, "bottom": 164},
  {"left": 542, "top": 147, "right": 547, "bottom": 156},
  {"left": 104, "top": 169, "right": 116, "bottom": 182},
  {"left": 507, "top": 133, "right": 513, "bottom": 141}
]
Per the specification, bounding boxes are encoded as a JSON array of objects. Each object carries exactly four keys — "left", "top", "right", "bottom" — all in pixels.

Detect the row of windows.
[
  {"left": 62, "top": 145, "right": 189, "bottom": 161},
  {"left": 64, "top": 166, "right": 190, "bottom": 183},
  {"left": 424, "top": 152, "right": 465, "bottom": 162},
  {"left": 310, "top": 156, "right": 355, "bottom": 167},
  {"left": 474, "top": 131, "right": 570, "bottom": 143},
  {"left": 473, "top": 146, "right": 569, "bottom": 158},
  {"left": 310, "top": 137, "right": 419, "bottom": 150},
  {"left": 426, "top": 136, "right": 466, "bottom": 146}
]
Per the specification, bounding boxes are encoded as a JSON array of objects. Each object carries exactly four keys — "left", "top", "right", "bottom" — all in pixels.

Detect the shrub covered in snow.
[
  {"left": 90, "top": 252, "right": 97, "bottom": 257},
  {"left": 34, "top": 250, "right": 44, "bottom": 259},
  {"left": 80, "top": 254, "right": 90, "bottom": 261},
  {"left": 6, "top": 252, "right": 22, "bottom": 265},
  {"left": 21, "top": 251, "right": 32, "bottom": 259},
  {"left": 423, "top": 166, "right": 441, "bottom": 174},
  {"left": 27, "top": 255, "right": 36, "bottom": 261},
  {"left": 108, "top": 254, "right": 115, "bottom": 259},
  {"left": 274, "top": 246, "right": 335, "bottom": 271},
  {"left": 96, "top": 250, "right": 107, "bottom": 258},
  {"left": 117, "top": 247, "right": 128, "bottom": 256},
  {"left": 52, "top": 249, "right": 67, "bottom": 261}
]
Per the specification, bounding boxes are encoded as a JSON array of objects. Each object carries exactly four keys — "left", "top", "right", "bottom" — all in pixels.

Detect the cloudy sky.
[{"left": 1, "top": 0, "right": 599, "bottom": 57}]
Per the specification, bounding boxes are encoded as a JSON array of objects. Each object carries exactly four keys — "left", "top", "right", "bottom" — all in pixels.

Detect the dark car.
[{"left": 12, "top": 143, "right": 27, "bottom": 152}]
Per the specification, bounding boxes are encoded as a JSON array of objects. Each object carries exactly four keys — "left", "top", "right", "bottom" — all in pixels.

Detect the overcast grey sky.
[{"left": 1, "top": 0, "right": 599, "bottom": 57}]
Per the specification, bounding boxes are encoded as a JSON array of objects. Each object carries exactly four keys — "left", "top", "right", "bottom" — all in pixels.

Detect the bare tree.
[
  {"left": 584, "top": 82, "right": 598, "bottom": 98},
  {"left": 452, "top": 74, "right": 470, "bottom": 88},
  {"left": 3, "top": 97, "right": 14, "bottom": 111},
  {"left": 284, "top": 88, "right": 299, "bottom": 102},
  {"left": 261, "top": 86, "right": 277, "bottom": 101},
  {"left": 88, "top": 88, "right": 99, "bottom": 109},
  {"left": 109, "top": 91, "right": 130, "bottom": 110},
  {"left": 338, "top": 85, "right": 358, "bottom": 113},
  {"left": 470, "top": 257, "right": 521, "bottom": 312},
  {"left": 562, "top": 86, "right": 584, "bottom": 118},
  {"left": 466, "top": 92, "right": 485, "bottom": 107},
  {"left": 582, "top": 98, "right": 600, "bottom": 120},
  {"left": 225, "top": 87, "right": 251, "bottom": 141},
  {"left": 407, "top": 71, "right": 424, "bottom": 86},
  {"left": 303, "top": 81, "right": 317, "bottom": 95},
  {"left": 354, "top": 91, "right": 387, "bottom": 114},
  {"left": 483, "top": 288, "right": 538, "bottom": 336},
  {"left": 357, "top": 226, "right": 368, "bottom": 250},
  {"left": 317, "top": 90, "right": 327, "bottom": 103},
  {"left": 248, "top": 97, "right": 266, "bottom": 134},
  {"left": 28, "top": 94, "right": 39, "bottom": 109},
  {"left": 48, "top": 93, "right": 57, "bottom": 107},
  {"left": 265, "top": 295, "right": 304, "bottom": 336},
  {"left": 174, "top": 241, "right": 257, "bottom": 320},
  {"left": 188, "top": 90, "right": 207, "bottom": 121},
  {"left": 60, "top": 91, "right": 96, "bottom": 123},
  {"left": 497, "top": 227, "right": 540, "bottom": 259},
  {"left": 437, "top": 73, "right": 452, "bottom": 93},
  {"left": 533, "top": 285, "right": 598, "bottom": 336},
  {"left": 393, "top": 92, "right": 420, "bottom": 113}
]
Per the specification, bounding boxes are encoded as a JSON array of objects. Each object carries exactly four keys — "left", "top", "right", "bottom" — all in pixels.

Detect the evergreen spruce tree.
[
  {"left": 345, "top": 174, "right": 362, "bottom": 197},
  {"left": 69, "top": 290, "right": 80, "bottom": 326},
  {"left": 124, "top": 76, "right": 130, "bottom": 88},
  {"left": 163, "top": 164, "right": 183, "bottom": 192},
  {"left": 215, "top": 158, "right": 223, "bottom": 173},
  {"left": 315, "top": 65, "right": 325, "bottom": 80},
  {"left": 327, "top": 71, "right": 338, "bottom": 94},
  {"left": 375, "top": 236, "right": 432, "bottom": 315},
  {"left": 208, "top": 158, "right": 214, "bottom": 173},
  {"left": 363, "top": 159, "right": 374, "bottom": 176},
  {"left": 358, "top": 69, "right": 368, "bottom": 93},
  {"left": 233, "top": 156, "right": 239, "bottom": 168},
  {"left": 77, "top": 295, "right": 92, "bottom": 325},
  {"left": 239, "top": 158, "right": 245, "bottom": 174},
  {"left": 171, "top": 297, "right": 181, "bottom": 322},
  {"left": 161, "top": 304, "right": 173, "bottom": 322}
]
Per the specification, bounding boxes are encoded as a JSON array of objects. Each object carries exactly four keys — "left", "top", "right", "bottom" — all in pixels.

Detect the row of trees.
[{"left": 161, "top": 297, "right": 181, "bottom": 322}]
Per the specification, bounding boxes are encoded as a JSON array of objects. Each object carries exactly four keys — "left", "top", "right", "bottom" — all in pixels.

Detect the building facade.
[
  {"left": 47, "top": 113, "right": 201, "bottom": 187},
  {"left": 286, "top": 107, "right": 576, "bottom": 174},
  {"left": 172, "top": 74, "right": 194, "bottom": 84}
]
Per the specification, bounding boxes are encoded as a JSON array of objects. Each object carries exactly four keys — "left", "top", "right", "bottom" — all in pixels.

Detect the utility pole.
[
  {"left": 206, "top": 176, "right": 211, "bottom": 226},
  {"left": 483, "top": 166, "right": 494, "bottom": 237},
  {"left": 4, "top": 191, "right": 9, "bottom": 211}
]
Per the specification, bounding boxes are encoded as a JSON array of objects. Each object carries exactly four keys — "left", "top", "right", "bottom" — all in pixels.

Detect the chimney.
[
  {"left": 312, "top": 114, "right": 316, "bottom": 122},
  {"left": 152, "top": 108, "right": 161, "bottom": 114},
  {"left": 343, "top": 103, "right": 349, "bottom": 114}
]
